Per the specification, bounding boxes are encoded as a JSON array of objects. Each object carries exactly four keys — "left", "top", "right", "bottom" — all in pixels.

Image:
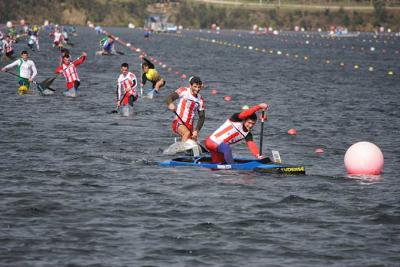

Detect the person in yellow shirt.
[{"left": 140, "top": 56, "right": 165, "bottom": 98}]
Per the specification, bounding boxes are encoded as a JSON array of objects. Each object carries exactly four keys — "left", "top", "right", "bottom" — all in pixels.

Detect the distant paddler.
[
  {"left": 2, "top": 35, "right": 15, "bottom": 60},
  {"left": 204, "top": 103, "right": 269, "bottom": 164},
  {"left": 50, "top": 27, "right": 64, "bottom": 48},
  {"left": 27, "top": 27, "right": 40, "bottom": 51},
  {"left": 140, "top": 55, "right": 166, "bottom": 98},
  {"left": 1, "top": 50, "right": 37, "bottom": 95},
  {"left": 116, "top": 62, "right": 138, "bottom": 111},
  {"left": 55, "top": 52, "right": 87, "bottom": 97},
  {"left": 99, "top": 35, "right": 116, "bottom": 55},
  {"left": 166, "top": 76, "right": 205, "bottom": 142}
]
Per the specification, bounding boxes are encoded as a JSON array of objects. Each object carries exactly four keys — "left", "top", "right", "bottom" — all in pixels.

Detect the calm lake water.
[{"left": 0, "top": 26, "right": 399, "bottom": 266}]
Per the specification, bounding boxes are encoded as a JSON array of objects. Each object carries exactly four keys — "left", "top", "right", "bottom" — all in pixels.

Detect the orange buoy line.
[
  {"left": 193, "top": 36, "right": 399, "bottom": 78},
  {"left": 238, "top": 32, "right": 399, "bottom": 56},
  {"left": 204, "top": 29, "right": 400, "bottom": 55}
]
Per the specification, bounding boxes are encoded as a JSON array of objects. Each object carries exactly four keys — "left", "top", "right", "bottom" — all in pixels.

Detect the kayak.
[{"left": 160, "top": 156, "right": 306, "bottom": 174}]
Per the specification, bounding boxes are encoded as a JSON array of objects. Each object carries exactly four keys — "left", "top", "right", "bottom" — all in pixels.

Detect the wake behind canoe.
[{"left": 160, "top": 156, "right": 306, "bottom": 175}]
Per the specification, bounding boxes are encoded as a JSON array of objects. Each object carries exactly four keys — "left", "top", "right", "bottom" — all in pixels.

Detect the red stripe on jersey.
[
  {"left": 186, "top": 101, "right": 196, "bottom": 126},
  {"left": 214, "top": 125, "right": 234, "bottom": 138},
  {"left": 224, "top": 132, "right": 241, "bottom": 143},
  {"left": 179, "top": 99, "right": 187, "bottom": 119}
]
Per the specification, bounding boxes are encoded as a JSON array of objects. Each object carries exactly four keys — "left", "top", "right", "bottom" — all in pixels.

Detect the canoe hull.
[{"left": 160, "top": 156, "right": 306, "bottom": 174}]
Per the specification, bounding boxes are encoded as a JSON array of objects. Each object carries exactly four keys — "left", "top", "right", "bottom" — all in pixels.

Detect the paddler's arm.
[
  {"left": 141, "top": 72, "right": 147, "bottom": 85},
  {"left": 73, "top": 52, "right": 87, "bottom": 66},
  {"left": 30, "top": 61, "right": 38, "bottom": 81},
  {"left": 166, "top": 91, "right": 179, "bottom": 111},
  {"left": 193, "top": 110, "right": 205, "bottom": 139},
  {"left": 142, "top": 57, "right": 155, "bottom": 69},
  {"left": 245, "top": 134, "right": 261, "bottom": 158},
  {"left": 54, "top": 65, "right": 63, "bottom": 74},
  {"left": 238, "top": 103, "right": 269, "bottom": 120},
  {"left": 116, "top": 83, "right": 121, "bottom": 107},
  {"left": 131, "top": 77, "right": 137, "bottom": 88},
  {"left": 1, "top": 59, "right": 19, "bottom": 71}
]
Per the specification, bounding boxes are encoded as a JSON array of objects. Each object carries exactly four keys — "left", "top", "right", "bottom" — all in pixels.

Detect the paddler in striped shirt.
[
  {"left": 116, "top": 62, "right": 138, "bottom": 109},
  {"left": 204, "top": 103, "right": 269, "bottom": 164},
  {"left": 140, "top": 55, "right": 166, "bottom": 97},
  {"left": 166, "top": 76, "right": 205, "bottom": 142},
  {"left": 55, "top": 52, "right": 87, "bottom": 97}
]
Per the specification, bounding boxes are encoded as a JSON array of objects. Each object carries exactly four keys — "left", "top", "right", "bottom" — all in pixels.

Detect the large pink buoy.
[
  {"left": 344, "top": 141, "right": 384, "bottom": 175},
  {"left": 288, "top": 128, "right": 297, "bottom": 135},
  {"left": 211, "top": 89, "right": 218, "bottom": 95}
]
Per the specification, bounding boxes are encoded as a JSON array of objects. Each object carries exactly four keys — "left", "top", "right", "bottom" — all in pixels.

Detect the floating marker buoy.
[
  {"left": 326, "top": 60, "right": 330, "bottom": 64},
  {"left": 388, "top": 71, "right": 394, "bottom": 76},
  {"left": 224, "top": 96, "right": 232, "bottom": 102},
  {"left": 315, "top": 148, "right": 324, "bottom": 154},
  {"left": 370, "top": 47, "right": 375, "bottom": 51},
  {"left": 277, "top": 51, "right": 282, "bottom": 55},
  {"left": 354, "top": 64, "right": 359, "bottom": 69},
  {"left": 304, "top": 56, "right": 308, "bottom": 60},
  {"left": 126, "top": 43, "right": 131, "bottom": 47},
  {"left": 211, "top": 89, "right": 218, "bottom": 95},
  {"left": 340, "top": 62, "right": 345, "bottom": 67},
  {"left": 344, "top": 141, "right": 384, "bottom": 175},
  {"left": 288, "top": 128, "right": 297, "bottom": 135},
  {"left": 181, "top": 74, "right": 187, "bottom": 79},
  {"left": 368, "top": 67, "right": 374, "bottom": 71}
]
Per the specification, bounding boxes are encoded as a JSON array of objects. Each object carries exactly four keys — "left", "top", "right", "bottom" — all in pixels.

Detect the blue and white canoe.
[{"left": 160, "top": 156, "right": 306, "bottom": 174}]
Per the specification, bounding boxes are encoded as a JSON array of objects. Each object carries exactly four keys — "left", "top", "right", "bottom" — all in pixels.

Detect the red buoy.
[{"left": 224, "top": 95, "right": 232, "bottom": 101}]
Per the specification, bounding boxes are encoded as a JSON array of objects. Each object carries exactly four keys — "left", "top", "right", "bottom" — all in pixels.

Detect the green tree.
[{"left": 373, "top": 0, "right": 387, "bottom": 26}]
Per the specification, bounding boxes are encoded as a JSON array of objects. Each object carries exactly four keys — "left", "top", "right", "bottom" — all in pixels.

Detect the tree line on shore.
[{"left": 0, "top": 0, "right": 398, "bottom": 31}]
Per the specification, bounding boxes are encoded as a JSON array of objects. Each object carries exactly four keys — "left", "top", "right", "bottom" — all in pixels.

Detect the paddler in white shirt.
[{"left": 1, "top": 50, "right": 38, "bottom": 95}]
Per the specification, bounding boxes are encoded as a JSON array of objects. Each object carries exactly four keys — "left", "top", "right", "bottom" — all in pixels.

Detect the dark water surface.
[{"left": 0, "top": 27, "right": 399, "bottom": 266}]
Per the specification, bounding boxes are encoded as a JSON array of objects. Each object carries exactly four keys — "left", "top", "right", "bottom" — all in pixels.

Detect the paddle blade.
[
  {"left": 163, "top": 140, "right": 201, "bottom": 156},
  {"left": 40, "top": 77, "right": 56, "bottom": 89}
]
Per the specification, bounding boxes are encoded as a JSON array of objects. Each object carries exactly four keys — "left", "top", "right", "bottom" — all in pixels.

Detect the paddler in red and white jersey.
[
  {"left": 2, "top": 35, "right": 15, "bottom": 59},
  {"left": 204, "top": 103, "right": 269, "bottom": 164},
  {"left": 51, "top": 27, "right": 64, "bottom": 48},
  {"left": 55, "top": 52, "right": 87, "bottom": 97},
  {"left": 116, "top": 62, "right": 138, "bottom": 109},
  {"left": 166, "top": 76, "right": 205, "bottom": 142}
]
